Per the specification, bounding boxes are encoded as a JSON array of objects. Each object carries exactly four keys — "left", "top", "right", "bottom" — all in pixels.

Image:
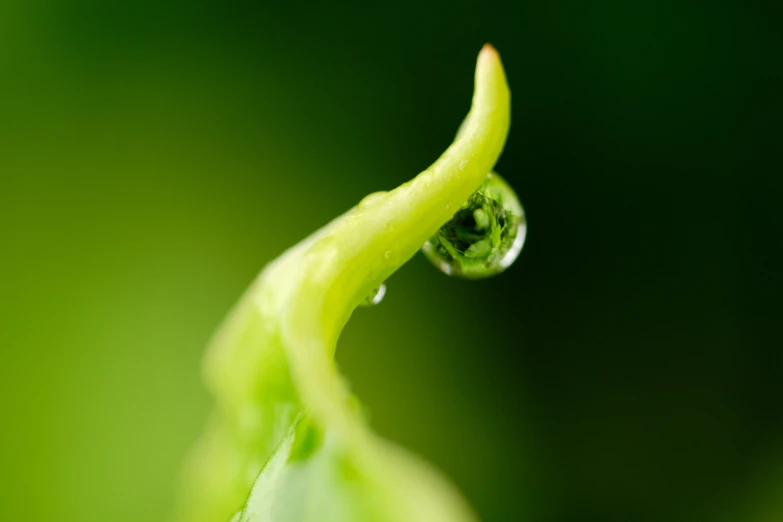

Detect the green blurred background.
[{"left": 1, "top": 1, "right": 781, "bottom": 521}]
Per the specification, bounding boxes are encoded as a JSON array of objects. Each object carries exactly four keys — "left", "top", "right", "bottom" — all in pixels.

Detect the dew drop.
[
  {"left": 421, "top": 171, "right": 526, "bottom": 279},
  {"left": 359, "top": 283, "right": 386, "bottom": 306}
]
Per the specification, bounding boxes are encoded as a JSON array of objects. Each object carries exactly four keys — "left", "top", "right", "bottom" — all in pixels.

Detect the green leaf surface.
[{"left": 178, "top": 44, "right": 510, "bottom": 522}]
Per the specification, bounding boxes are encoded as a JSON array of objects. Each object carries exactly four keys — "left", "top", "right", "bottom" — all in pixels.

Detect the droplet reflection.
[{"left": 421, "top": 172, "right": 526, "bottom": 279}]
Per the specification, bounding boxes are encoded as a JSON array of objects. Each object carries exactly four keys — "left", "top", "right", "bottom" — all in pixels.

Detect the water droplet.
[
  {"left": 421, "top": 172, "right": 526, "bottom": 279},
  {"left": 359, "top": 283, "right": 386, "bottom": 306},
  {"left": 384, "top": 250, "right": 392, "bottom": 260}
]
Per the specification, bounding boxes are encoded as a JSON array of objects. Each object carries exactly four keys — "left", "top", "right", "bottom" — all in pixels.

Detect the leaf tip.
[{"left": 480, "top": 43, "right": 499, "bottom": 58}]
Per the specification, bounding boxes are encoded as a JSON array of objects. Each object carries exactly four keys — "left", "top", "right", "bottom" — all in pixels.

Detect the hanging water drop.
[
  {"left": 421, "top": 172, "right": 526, "bottom": 279},
  {"left": 359, "top": 283, "right": 386, "bottom": 306}
]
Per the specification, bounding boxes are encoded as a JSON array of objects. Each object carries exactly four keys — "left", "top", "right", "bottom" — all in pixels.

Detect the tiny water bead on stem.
[
  {"left": 359, "top": 283, "right": 386, "bottom": 306},
  {"left": 421, "top": 172, "right": 526, "bottom": 279}
]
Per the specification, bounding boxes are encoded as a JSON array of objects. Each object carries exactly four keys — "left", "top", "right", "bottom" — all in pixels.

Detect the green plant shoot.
[{"left": 178, "top": 44, "right": 511, "bottom": 522}]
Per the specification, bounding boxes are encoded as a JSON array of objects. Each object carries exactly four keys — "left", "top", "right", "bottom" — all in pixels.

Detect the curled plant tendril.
[{"left": 178, "top": 44, "right": 513, "bottom": 522}]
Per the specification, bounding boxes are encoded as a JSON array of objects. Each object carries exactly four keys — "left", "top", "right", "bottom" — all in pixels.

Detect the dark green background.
[{"left": 1, "top": 1, "right": 781, "bottom": 521}]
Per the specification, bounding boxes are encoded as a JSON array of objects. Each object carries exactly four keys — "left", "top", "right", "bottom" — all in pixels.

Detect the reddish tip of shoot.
[{"left": 480, "top": 43, "right": 498, "bottom": 57}]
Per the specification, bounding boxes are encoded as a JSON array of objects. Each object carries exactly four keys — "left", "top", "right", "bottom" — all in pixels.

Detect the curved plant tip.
[{"left": 178, "top": 44, "right": 511, "bottom": 522}]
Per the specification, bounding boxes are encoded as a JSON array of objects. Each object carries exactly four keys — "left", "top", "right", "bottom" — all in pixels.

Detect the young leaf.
[{"left": 178, "top": 44, "right": 511, "bottom": 522}]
